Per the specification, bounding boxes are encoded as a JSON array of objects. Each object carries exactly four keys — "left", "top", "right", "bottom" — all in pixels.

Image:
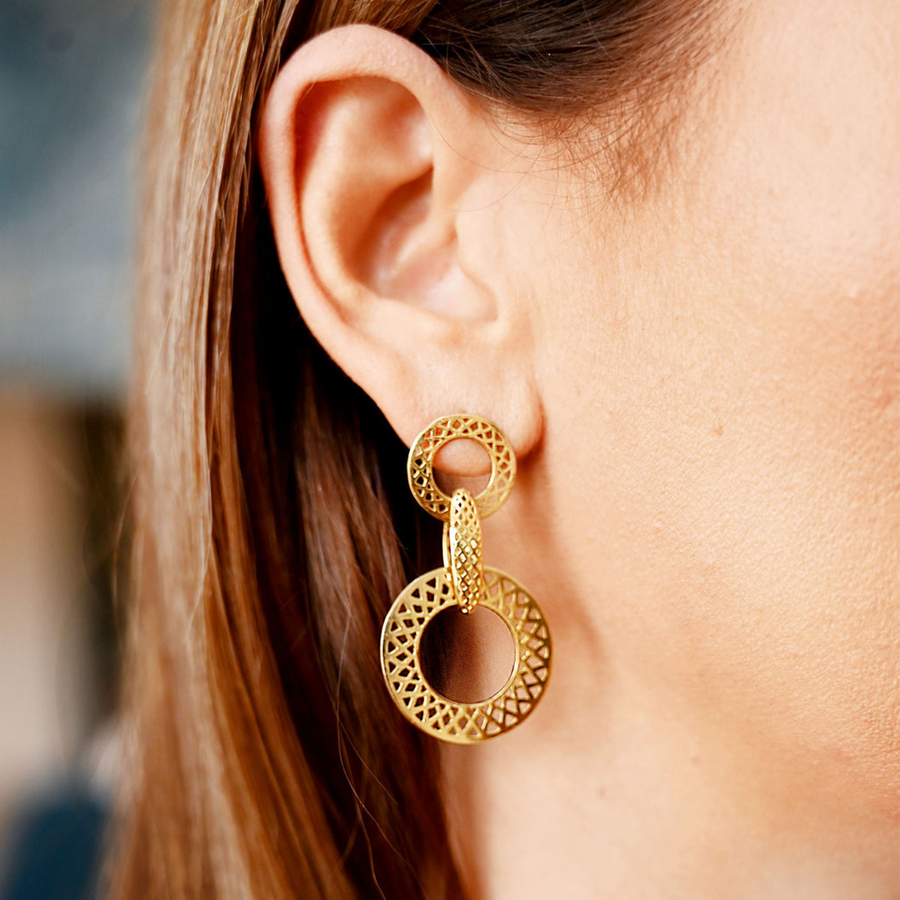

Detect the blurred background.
[{"left": 0, "top": 1, "right": 153, "bottom": 896}]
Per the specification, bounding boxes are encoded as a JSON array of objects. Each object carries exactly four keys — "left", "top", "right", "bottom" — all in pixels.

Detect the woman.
[{"left": 109, "top": 0, "right": 899, "bottom": 897}]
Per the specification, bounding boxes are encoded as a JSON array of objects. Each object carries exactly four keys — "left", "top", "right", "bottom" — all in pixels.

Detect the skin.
[{"left": 258, "top": 2, "right": 899, "bottom": 898}]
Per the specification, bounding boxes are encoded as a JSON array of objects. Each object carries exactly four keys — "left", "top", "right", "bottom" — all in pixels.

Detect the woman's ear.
[{"left": 258, "top": 24, "right": 542, "bottom": 468}]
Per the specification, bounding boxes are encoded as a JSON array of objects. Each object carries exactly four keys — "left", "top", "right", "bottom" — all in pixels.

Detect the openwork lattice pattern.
[
  {"left": 448, "top": 488, "right": 484, "bottom": 614},
  {"left": 408, "top": 415, "right": 516, "bottom": 520},
  {"left": 380, "top": 566, "right": 552, "bottom": 744}
]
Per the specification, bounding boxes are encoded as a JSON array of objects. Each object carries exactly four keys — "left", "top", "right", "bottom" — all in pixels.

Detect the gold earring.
[{"left": 379, "top": 414, "right": 552, "bottom": 744}]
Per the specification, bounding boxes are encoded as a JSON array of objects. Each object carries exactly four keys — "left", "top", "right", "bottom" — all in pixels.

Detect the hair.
[{"left": 108, "top": 2, "right": 716, "bottom": 898}]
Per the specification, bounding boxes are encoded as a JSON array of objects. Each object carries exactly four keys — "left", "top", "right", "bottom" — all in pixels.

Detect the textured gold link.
[{"left": 448, "top": 488, "right": 484, "bottom": 613}]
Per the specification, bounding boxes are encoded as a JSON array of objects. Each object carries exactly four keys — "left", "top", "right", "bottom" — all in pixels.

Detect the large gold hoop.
[
  {"left": 380, "top": 566, "right": 552, "bottom": 744},
  {"left": 407, "top": 415, "right": 516, "bottom": 520}
]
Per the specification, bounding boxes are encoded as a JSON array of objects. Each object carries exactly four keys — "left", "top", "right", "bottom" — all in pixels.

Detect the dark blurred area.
[{"left": 0, "top": 1, "right": 152, "bottom": 896}]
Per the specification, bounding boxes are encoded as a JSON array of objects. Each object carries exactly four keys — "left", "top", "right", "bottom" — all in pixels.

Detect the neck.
[
  {"left": 440, "top": 651, "right": 899, "bottom": 900},
  {"left": 440, "top": 512, "right": 899, "bottom": 899}
]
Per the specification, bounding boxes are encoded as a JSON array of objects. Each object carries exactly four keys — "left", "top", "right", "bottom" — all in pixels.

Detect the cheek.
[
  {"left": 635, "top": 323, "right": 896, "bottom": 803},
  {"left": 515, "top": 0, "right": 899, "bottom": 820},
  {"left": 532, "top": 199, "right": 899, "bottom": 816},
  {"left": 638, "top": 0, "right": 900, "bottom": 783},
  {"left": 696, "top": 0, "right": 900, "bottom": 311}
]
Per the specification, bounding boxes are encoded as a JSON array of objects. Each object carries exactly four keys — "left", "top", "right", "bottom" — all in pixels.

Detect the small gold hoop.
[
  {"left": 407, "top": 414, "right": 516, "bottom": 520},
  {"left": 380, "top": 567, "right": 552, "bottom": 744}
]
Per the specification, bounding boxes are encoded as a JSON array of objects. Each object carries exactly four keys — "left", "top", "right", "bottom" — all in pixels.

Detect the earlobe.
[{"left": 258, "top": 25, "right": 543, "bottom": 464}]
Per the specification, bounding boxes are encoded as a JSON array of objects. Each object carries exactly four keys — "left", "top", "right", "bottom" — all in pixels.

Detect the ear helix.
[{"left": 379, "top": 414, "right": 552, "bottom": 744}]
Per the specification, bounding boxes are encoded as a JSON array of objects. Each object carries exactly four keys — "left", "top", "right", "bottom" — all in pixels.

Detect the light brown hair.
[{"left": 109, "top": 1, "right": 715, "bottom": 897}]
